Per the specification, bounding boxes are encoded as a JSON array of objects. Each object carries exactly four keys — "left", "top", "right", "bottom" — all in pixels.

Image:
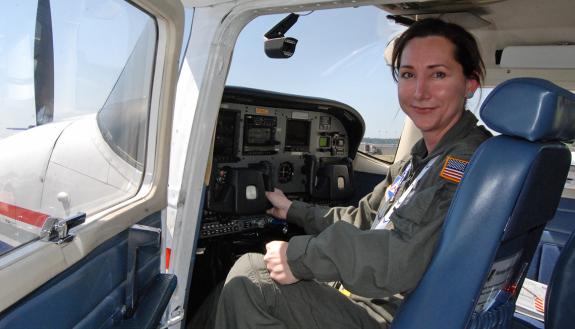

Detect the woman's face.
[{"left": 397, "top": 36, "right": 478, "bottom": 142}]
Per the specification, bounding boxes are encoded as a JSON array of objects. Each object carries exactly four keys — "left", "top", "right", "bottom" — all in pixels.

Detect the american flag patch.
[{"left": 439, "top": 156, "right": 469, "bottom": 183}]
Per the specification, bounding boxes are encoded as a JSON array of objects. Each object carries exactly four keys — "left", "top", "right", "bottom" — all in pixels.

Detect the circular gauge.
[{"left": 278, "top": 161, "right": 295, "bottom": 183}]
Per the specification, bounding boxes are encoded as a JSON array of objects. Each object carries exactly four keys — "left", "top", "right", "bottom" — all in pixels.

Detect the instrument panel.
[
  {"left": 213, "top": 103, "right": 349, "bottom": 194},
  {"left": 202, "top": 87, "right": 364, "bottom": 238}
]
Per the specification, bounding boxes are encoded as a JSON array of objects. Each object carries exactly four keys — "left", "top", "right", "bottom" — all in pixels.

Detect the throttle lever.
[{"left": 250, "top": 161, "right": 275, "bottom": 192}]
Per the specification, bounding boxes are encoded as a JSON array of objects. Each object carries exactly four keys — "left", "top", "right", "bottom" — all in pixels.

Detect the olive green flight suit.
[{"left": 215, "top": 111, "right": 491, "bottom": 329}]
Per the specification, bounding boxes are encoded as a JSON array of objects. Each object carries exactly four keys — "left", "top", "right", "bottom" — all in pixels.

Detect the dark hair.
[{"left": 391, "top": 18, "right": 485, "bottom": 84}]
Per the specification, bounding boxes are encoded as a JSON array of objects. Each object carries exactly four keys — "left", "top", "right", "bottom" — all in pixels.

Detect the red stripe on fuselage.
[{"left": 0, "top": 201, "right": 49, "bottom": 228}]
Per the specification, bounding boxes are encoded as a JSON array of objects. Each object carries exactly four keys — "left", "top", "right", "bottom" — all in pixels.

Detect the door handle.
[{"left": 124, "top": 224, "right": 162, "bottom": 318}]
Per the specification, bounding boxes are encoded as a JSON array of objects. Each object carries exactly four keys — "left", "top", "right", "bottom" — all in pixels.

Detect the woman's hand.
[
  {"left": 263, "top": 241, "right": 299, "bottom": 285},
  {"left": 265, "top": 188, "right": 292, "bottom": 220}
]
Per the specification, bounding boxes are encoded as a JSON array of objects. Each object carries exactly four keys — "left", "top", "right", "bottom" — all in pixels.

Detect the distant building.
[{"left": 360, "top": 138, "right": 399, "bottom": 159}]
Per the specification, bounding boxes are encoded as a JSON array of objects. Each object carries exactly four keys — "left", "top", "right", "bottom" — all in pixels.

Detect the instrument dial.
[{"left": 278, "top": 162, "right": 295, "bottom": 183}]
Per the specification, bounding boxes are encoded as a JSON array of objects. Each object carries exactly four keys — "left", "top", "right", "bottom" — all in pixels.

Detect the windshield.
[{"left": 227, "top": 6, "right": 407, "bottom": 162}]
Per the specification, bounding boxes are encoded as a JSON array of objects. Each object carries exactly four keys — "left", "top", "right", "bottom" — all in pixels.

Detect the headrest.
[{"left": 480, "top": 78, "right": 575, "bottom": 142}]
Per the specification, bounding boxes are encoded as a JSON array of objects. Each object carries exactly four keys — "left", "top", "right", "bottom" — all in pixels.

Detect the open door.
[{"left": 0, "top": 0, "right": 184, "bottom": 328}]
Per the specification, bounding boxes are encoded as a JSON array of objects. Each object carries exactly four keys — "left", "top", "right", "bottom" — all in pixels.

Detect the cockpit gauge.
[{"left": 278, "top": 161, "right": 295, "bottom": 183}]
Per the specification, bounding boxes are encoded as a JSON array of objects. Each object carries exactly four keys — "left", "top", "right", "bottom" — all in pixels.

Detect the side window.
[
  {"left": 0, "top": 0, "right": 157, "bottom": 255},
  {"left": 227, "top": 7, "right": 406, "bottom": 163}
]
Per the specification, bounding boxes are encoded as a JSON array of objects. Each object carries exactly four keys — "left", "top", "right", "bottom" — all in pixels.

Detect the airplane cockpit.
[
  {"left": 187, "top": 87, "right": 366, "bottom": 317},
  {"left": 179, "top": 1, "right": 575, "bottom": 326},
  {"left": 1, "top": 1, "right": 575, "bottom": 329}
]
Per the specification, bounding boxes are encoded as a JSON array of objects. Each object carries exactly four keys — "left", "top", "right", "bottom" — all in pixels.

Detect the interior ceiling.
[{"left": 379, "top": 0, "right": 575, "bottom": 67}]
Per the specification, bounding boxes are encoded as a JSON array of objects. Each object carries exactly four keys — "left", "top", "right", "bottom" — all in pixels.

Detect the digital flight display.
[
  {"left": 285, "top": 119, "right": 310, "bottom": 152},
  {"left": 243, "top": 114, "right": 278, "bottom": 155},
  {"left": 246, "top": 127, "right": 273, "bottom": 145}
]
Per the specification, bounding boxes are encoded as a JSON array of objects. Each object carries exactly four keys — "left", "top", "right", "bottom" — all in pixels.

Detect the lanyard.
[
  {"left": 385, "top": 162, "right": 412, "bottom": 203},
  {"left": 372, "top": 156, "right": 439, "bottom": 230}
]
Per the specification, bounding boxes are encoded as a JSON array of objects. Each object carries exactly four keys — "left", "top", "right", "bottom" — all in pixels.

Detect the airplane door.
[{"left": 0, "top": 0, "right": 184, "bottom": 328}]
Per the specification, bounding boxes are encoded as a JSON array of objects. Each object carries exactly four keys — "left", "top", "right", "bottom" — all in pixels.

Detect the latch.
[
  {"left": 164, "top": 306, "right": 185, "bottom": 327},
  {"left": 41, "top": 212, "right": 86, "bottom": 244}
]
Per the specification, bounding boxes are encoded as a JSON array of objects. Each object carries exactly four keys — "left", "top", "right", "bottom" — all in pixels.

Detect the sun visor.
[{"left": 497, "top": 45, "right": 575, "bottom": 69}]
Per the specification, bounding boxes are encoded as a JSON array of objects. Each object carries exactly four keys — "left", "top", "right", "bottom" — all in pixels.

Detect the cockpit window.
[
  {"left": 96, "top": 20, "right": 156, "bottom": 171},
  {"left": 0, "top": 0, "right": 157, "bottom": 255}
]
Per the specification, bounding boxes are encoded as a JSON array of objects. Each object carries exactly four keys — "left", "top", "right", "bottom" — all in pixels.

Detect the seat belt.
[{"left": 338, "top": 156, "right": 440, "bottom": 297}]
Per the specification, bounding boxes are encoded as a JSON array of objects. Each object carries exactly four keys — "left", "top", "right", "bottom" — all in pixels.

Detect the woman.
[{"left": 215, "top": 18, "right": 491, "bottom": 329}]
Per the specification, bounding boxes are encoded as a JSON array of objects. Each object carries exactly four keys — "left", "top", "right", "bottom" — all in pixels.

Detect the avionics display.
[
  {"left": 213, "top": 110, "right": 239, "bottom": 162},
  {"left": 246, "top": 127, "right": 273, "bottom": 145},
  {"left": 243, "top": 114, "right": 278, "bottom": 155},
  {"left": 318, "top": 135, "right": 331, "bottom": 148},
  {"left": 285, "top": 119, "right": 310, "bottom": 152}
]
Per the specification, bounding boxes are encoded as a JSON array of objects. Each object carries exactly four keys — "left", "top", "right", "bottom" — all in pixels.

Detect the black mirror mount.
[{"left": 264, "top": 13, "right": 299, "bottom": 39}]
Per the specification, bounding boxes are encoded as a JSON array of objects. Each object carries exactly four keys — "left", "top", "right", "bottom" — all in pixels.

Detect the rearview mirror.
[
  {"left": 264, "top": 13, "right": 299, "bottom": 59},
  {"left": 264, "top": 37, "right": 298, "bottom": 58}
]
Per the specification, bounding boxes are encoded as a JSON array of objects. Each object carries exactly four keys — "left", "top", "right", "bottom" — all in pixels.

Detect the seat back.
[
  {"left": 545, "top": 230, "right": 575, "bottom": 328},
  {"left": 391, "top": 78, "right": 575, "bottom": 329}
]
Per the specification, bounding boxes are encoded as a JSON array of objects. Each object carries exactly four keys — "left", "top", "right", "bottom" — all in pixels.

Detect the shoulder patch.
[{"left": 440, "top": 156, "right": 469, "bottom": 183}]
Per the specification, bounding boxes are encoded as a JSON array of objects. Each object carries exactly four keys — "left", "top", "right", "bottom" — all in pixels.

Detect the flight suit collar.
[{"left": 410, "top": 110, "right": 479, "bottom": 170}]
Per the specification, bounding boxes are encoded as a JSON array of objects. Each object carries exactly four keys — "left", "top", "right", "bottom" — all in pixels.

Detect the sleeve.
[
  {"left": 285, "top": 158, "right": 408, "bottom": 235},
  {"left": 286, "top": 151, "right": 471, "bottom": 297},
  {"left": 286, "top": 179, "right": 388, "bottom": 235}
]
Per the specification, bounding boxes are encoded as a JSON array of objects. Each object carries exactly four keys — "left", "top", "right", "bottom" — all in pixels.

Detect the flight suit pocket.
[{"left": 391, "top": 184, "right": 452, "bottom": 237}]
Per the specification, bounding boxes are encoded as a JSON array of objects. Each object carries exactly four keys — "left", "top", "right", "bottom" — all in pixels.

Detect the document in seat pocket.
[{"left": 516, "top": 278, "right": 547, "bottom": 322}]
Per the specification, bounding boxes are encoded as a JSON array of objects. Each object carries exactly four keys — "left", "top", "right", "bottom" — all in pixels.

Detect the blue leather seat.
[
  {"left": 515, "top": 229, "right": 575, "bottom": 329},
  {"left": 390, "top": 78, "right": 575, "bottom": 329},
  {"left": 544, "top": 229, "right": 575, "bottom": 328}
]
